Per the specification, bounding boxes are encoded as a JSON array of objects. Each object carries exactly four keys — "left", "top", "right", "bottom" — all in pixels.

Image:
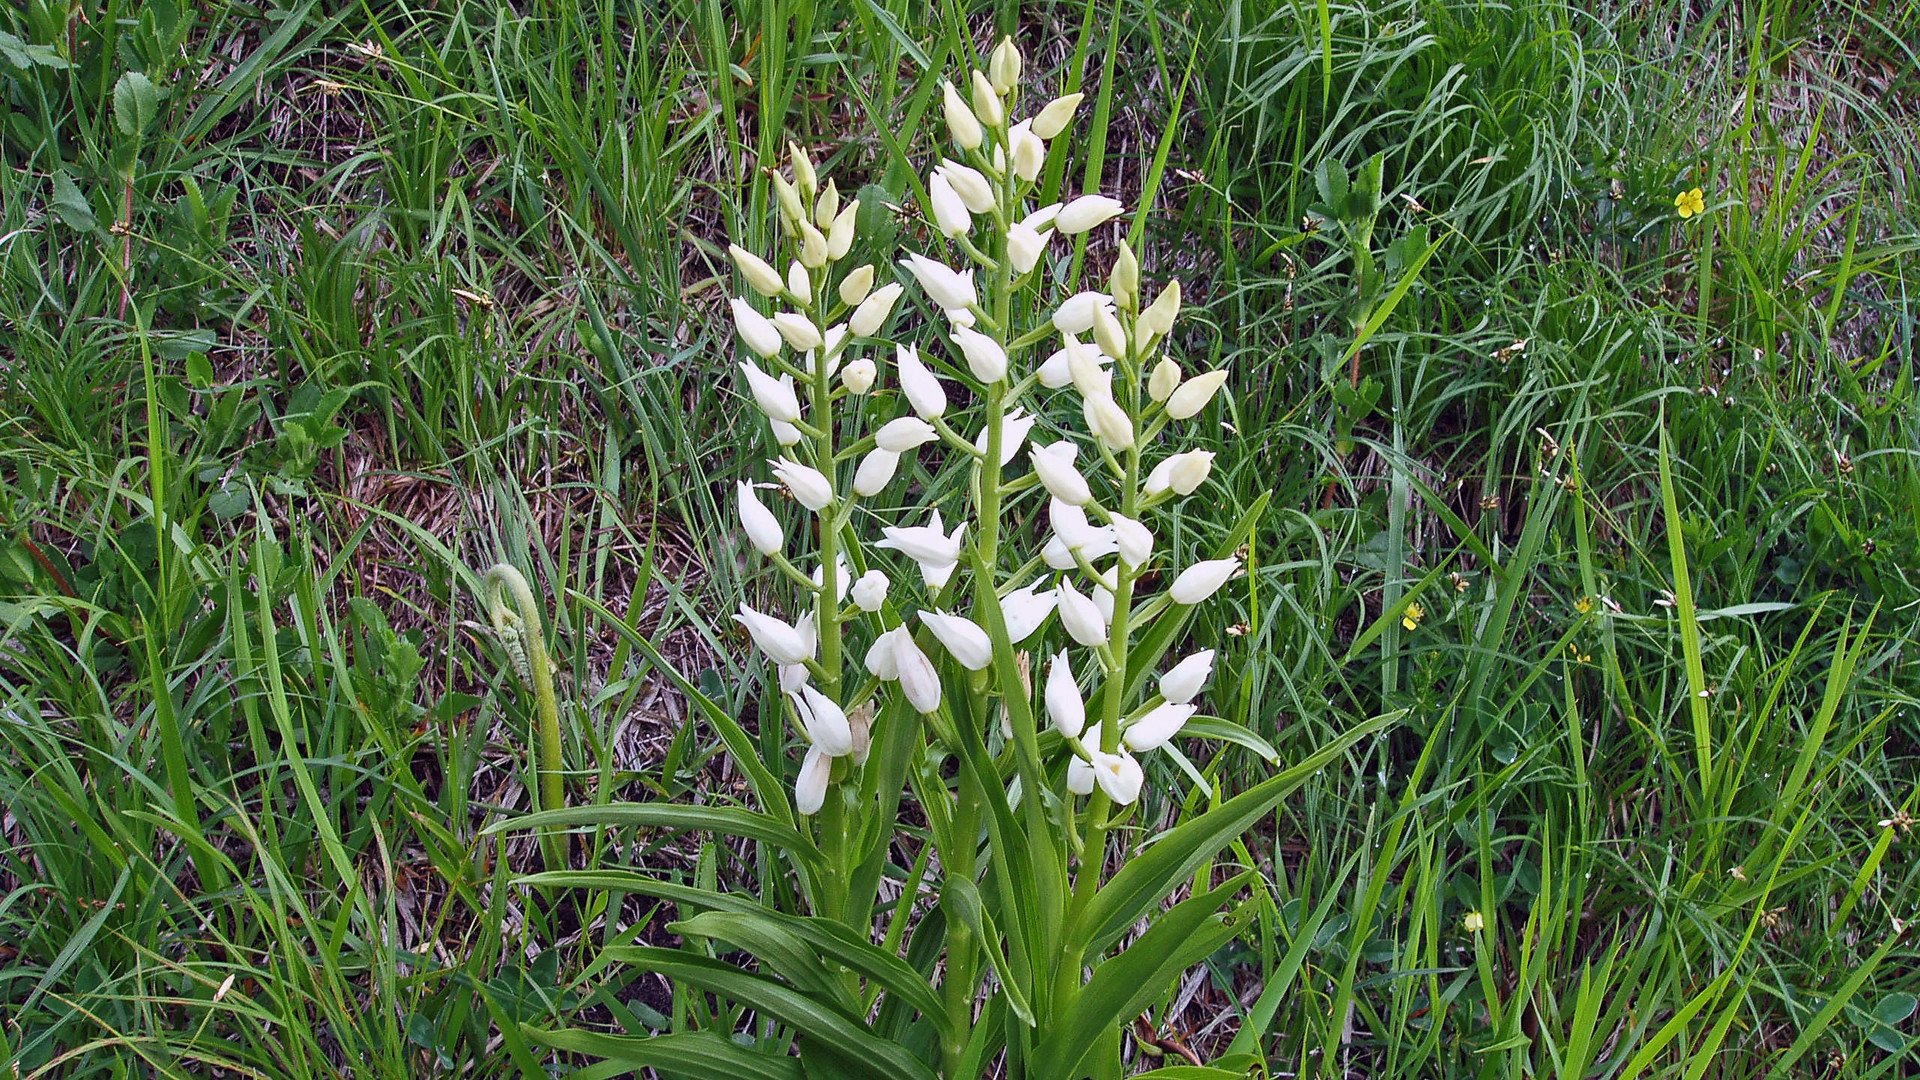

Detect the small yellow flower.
[
  {"left": 1463, "top": 910, "right": 1485, "bottom": 933},
  {"left": 1674, "top": 187, "right": 1706, "bottom": 218},
  {"left": 1574, "top": 595, "right": 1594, "bottom": 615},
  {"left": 1401, "top": 602, "right": 1425, "bottom": 632}
]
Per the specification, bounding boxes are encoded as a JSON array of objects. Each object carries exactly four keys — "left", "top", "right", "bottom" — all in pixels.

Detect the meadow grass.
[{"left": 1, "top": 0, "right": 1917, "bottom": 1076}]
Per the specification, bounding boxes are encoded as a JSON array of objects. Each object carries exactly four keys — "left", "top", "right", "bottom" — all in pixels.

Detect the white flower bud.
[
  {"left": 1055, "top": 194, "right": 1125, "bottom": 234},
  {"left": 1170, "top": 558, "right": 1239, "bottom": 604},
  {"left": 895, "top": 633, "right": 943, "bottom": 714},
  {"left": 970, "top": 69, "right": 1004, "bottom": 128},
  {"left": 921, "top": 610, "right": 992, "bottom": 671},
  {"left": 852, "top": 448, "right": 900, "bottom": 497},
  {"left": 770, "top": 419, "right": 803, "bottom": 446},
  {"left": 1110, "top": 513, "right": 1153, "bottom": 567},
  {"left": 1057, "top": 577, "right": 1108, "bottom": 646},
  {"left": 730, "top": 298, "right": 784, "bottom": 359},
  {"left": 1091, "top": 303, "right": 1127, "bottom": 359},
  {"left": 938, "top": 160, "right": 996, "bottom": 213},
  {"left": 1029, "top": 440, "right": 1093, "bottom": 505},
  {"left": 851, "top": 570, "right": 889, "bottom": 612},
  {"left": 797, "top": 219, "right": 828, "bottom": 267},
  {"left": 1068, "top": 754, "right": 1095, "bottom": 794},
  {"left": 827, "top": 202, "right": 859, "bottom": 260},
  {"left": 1007, "top": 222, "right": 1047, "bottom": 274},
  {"left": 875, "top": 416, "right": 938, "bottom": 452},
  {"left": 1053, "top": 291, "right": 1113, "bottom": 334},
  {"left": 950, "top": 325, "right": 1008, "bottom": 383},
  {"left": 895, "top": 343, "right": 948, "bottom": 419},
  {"left": 928, "top": 171, "right": 972, "bottom": 238},
  {"left": 875, "top": 509, "right": 965, "bottom": 571},
  {"left": 1090, "top": 750, "right": 1144, "bottom": 805},
  {"left": 1141, "top": 280, "right": 1181, "bottom": 336},
  {"left": 785, "top": 260, "right": 811, "bottom": 305},
  {"left": 1036, "top": 347, "right": 1073, "bottom": 389},
  {"left": 1000, "top": 582, "right": 1057, "bottom": 644},
  {"left": 1146, "top": 449, "right": 1215, "bottom": 496},
  {"left": 1110, "top": 241, "right": 1139, "bottom": 311},
  {"left": 771, "top": 173, "right": 806, "bottom": 226},
  {"left": 810, "top": 553, "right": 851, "bottom": 603},
  {"left": 1160, "top": 650, "right": 1215, "bottom": 705},
  {"left": 1149, "top": 358, "right": 1182, "bottom": 402},
  {"left": 1124, "top": 701, "right": 1195, "bottom": 752},
  {"left": 779, "top": 662, "right": 809, "bottom": 694},
  {"left": 737, "top": 481, "right": 784, "bottom": 556},
  {"left": 840, "top": 264, "right": 876, "bottom": 306},
  {"left": 1084, "top": 391, "right": 1135, "bottom": 450},
  {"left": 770, "top": 312, "right": 823, "bottom": 352},
  {"left": 735, "top": 604, "right": 816, "bottom": 666},
  {"left": 990, "top": 37, "right": 1022, "bottom": 93},
  {"left": 848, "top": 281, "right": 903, "bottom": 338},
  {"left": 841, "top": 358, "right": 877, "bottom": 394},
  {"left": 1009, "top": 120, "right": 1045, "bottom": 181},
  {"left": 770, "top": 456, "right": 834, "bottom": 512},
  {"left": 1045, "top": 650, "right": 1085, "bottom": 738},
  {"left": 814, "top": 179, "right": 839, "bottom": 229},
  {"left": 974, "top": 406, "right": 1037, "bottom": 466},
  {"left": 730, "top": 245, "right": 784, "bottom": 297},
  {"left": 1166, "top": 369, "right": 1229, "bottom": 420},
  {"left": 795, "top": 745, "right": 830, "bottom": 815},
  {"left": 795, "top": 684, "right": 853, "bottom": 756},
  {"left": 737, "top": 361, "right": 800, "bottom": 423},
  {"left": 901, "top": 253, "right": 978, "bottom": 312},
  {"left": 940, "top": 80, "right": 983, "bottom": 149},
  {"left": 788, "top": 141, "right": 817, "bottom": 199},
  {"left": 1031, "top": 92, "right": 1085, "bottom": 139},
  {"left": 865, "top": 626, "right": 905, "bottom": 680},
  {"left": 1023, "top": 203, "right": 1062, "bottom": 231}
]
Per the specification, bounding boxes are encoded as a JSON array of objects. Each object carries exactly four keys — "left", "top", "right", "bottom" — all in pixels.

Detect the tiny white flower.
[
  {"left": 850, "top": 281, "right": 904, "bottom": 338},
  {"left": 729, "top": 245, "right": 784, "bottom": 297},
  {"left": 1031, "top": 92, "right": 1085, "bottom": 139},
  {"left": 730, "top": 298, "right": 783, "bottom": 359},
  {"left": 1124, "top": 701, "right": 1196, "bottom": 752},
  {"left": 1029, "top": 440, "right": 1093, "bottom": 506},
  {"left": 1045, "top": 650, "right": 1085, "bottom": 738},
  {"left": 1057, "top": 577, "right": 1108, "bottom": 646},
  {"left": 951, "top": 325, "right": 1009, "bottom": 383},
  {"left": 795, "top": 745, "right": 831, "bottom": 815},
  {"left": 1007, "top": 222, "right": 1048, "bottom": 275},
  {"left": 1109, "top": 241, "right": 1140, "bottom": 311},
  {"left": 1055, "top": 195, "right": 1126, "bottom": 235},
  {"left": 1109, "top": 513, "right": 1154, "bottom": 567},
  {"left": 851, "top": 570, "right": 889, "bottom": 612},
  {"left": 1160, "top": 649, "right": 1215, "bottom": 705},
  {"left": 1149, "top": 358, "right": 1182, "bottom": 402},
  {"left": 1167, "top": 450, "right": 1216, "bottom": 495},
  {"left": 875, "top": 416, "right": 939, "bottom": 453},
  {"left": 940, "top": 80, "right": 983, "bottom": 149},
  {"left": 841, "top": 358, "right": 877, "bottom": 394},
  {"left": 895, "top": 343, "right": 948, "bottom": 419},
  {"left": 737, "top": 361, "right": 801, "bottom": 424},
  {"left": 735, "top": 604, "right": 817, "bottom": 666},
  {"left": 1089, "top": 750, "right": 1144, "bottom": 805},
  {"left": 875, "top": 509, "right": 966, "bottom": 570},
  {"left": 894, "top": 632, "right": 943, "bottom": 713},
  {"left": 737, "top": 481, "right": 784, "bottom": 556},
  {"left": 770, "top": 311, "right": 823, "bottom": 351},
  {"left": 1166, "top": 369, "right": 1230, "bottom": 420},
  {"left": 937, "top": 159, "right": 996, "bottom": 213},
  {"left": 1170, "top": 558, "right": 1240, "bottom": 605},
  {"left": 900, "top": 254, "right": 978, "bottom": 312},
  {"left": 795, "top": 684, "right": 854, "bottom": 756},
  {"left": 853, "top": 447, "right": 901, "bottom": 497},
  {"left": 1053, "top": 291, "right": 1114, "bottom": 335},
  {"left": 770, "top": 456, "right": 834, "bottom": 511},
  {"left": 921, "top": 610, "right": 993, "bottom": 671},
  {"left": 928, "top": 171, "right": 972, "bottom": 238},
  {"left": 999, "top": 582, "right": 1058, "bottom": 644}
]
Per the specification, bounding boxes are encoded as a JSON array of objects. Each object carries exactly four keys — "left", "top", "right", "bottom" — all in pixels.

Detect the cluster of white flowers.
[{"left": 727, "top": 38, "right": 1239, "bottom": 816}]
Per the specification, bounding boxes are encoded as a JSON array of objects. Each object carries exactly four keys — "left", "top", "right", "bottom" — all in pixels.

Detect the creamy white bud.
[
  {"left": 840, "top": 264, "right": 876, "bottom": 306},
  {"left": 1141, "top": 279, "right": 1181, "bottom": 336},
  {"left": 928, "top": 171, "right": 972, "bottom": 238},
  {"left": 1029, "top": 440, "right": 1092, "bottom": 505},
  {"left": 1068, "top": 754, "right": 1096, "bottom": 794},
  {"left": 851, "top": 570, "right": 889, "bottom": 612},
  {"left": 770, "top": 312, "right": 823, "bottom": 352},
  {"left": 970, "top": 69, "right": 1004, "bottom": 128},
  {"left": 875, "top": 509, "right": 965, "bottom": 569},
  {"left": 853, "top": 448, "right": 900, "bottom": 497},
  {"left": 1109, "top": 513, "right": 1153, "bottom": 567},
  {"left": 974, "top": 407, "right": 1037, "bottom": 466},
  {"left": 1010, "top": 121, "right": 1045, "bottom": 182},
  {"left": 901, "top": 253, "right": 978, "bottom": 312},
  {"left": 788, "top": 141, "right": 817, "bottom": 199},
  {"left": 1149, "top": 358, "right": 1182, "bottom": 402},
  {"left": 894, "top": 343, "right": 948, "bottom": 419},
  {"left": 1055, "top": 195, "right": 1125, "bottom": 234},
  {"left": 1160, "top": 650, "right": 1215, "bottom": 705},
  {"left": 1023, "top": 203, "right": 1062, "bottom": 231},
  {"left": 1110, "top": 242, "right": 1140, "bottom": 311},
  {"left": 1031, "top": 93, "right": 1085, "bottom": 139},
  {"left": 921, "top": 610, "right": 992, "bottom": 671},
  {"left": 1091, "top": 303, "right": 1127, "bottom": 359},
  {"left": 1090, "top": 750, "right": 1144, "bottom": 805},
  {"left": 795, "top": 745, "right": 830, "bottom": 814},
  {"left": 990, "top": 37, "right": 1022, "bottom": 93},
  {"left": 730, "top": 245, "right": 785, "bottom": 297},
  {"left": 938, "top": 160, "right": 996, "bottom": 213},
  {"left": 1170, "top": 558, "right": 1239, "bottom": 604},
  {"left": 797, "top": 219, "right": 828, "bottom": 267},
  {"left": 737, "top": 360, "right": 800, "bottom": 423},
  {"left": 770, "top": 419, "right": 803, "bottom": 446},
  {"left": 1057, "top": 578, "right": 1108, "bottom": 646},
  {"left": 814, "top": 179, "right": 839, "bottom": 229},
  {"left": 796, "top": 684, "right": 854, "bottom": 756},
  {"left": 785, "top": 260, "right": 811, "bottom": 305},
  {"left": 770, "top": 172, "right": 805, "bottom": 226},
  {"left": 730, "top": 298, "right": 784, "bottom": 359},
  {"left": 875, "top": 416, "right": 938, "bottom": 452},
  {"left": 1084, "top": 392, "right": 1135, "bottom": 450},
  {"left": 951, "top": 325, "right": 1008, "bottom": 383},
  {"left": 895, "top": 633, "right": 943, "bottom": 713},
  {"left": 827, "top": 202, "right": 859, "bottom": 260},
  {"left": 941, "top": 80, "right": 983, "bottom": 149},
  {"left": 1124, "top": 701, "right": 1195, "bottom": 752},
  {"left": 779, "top": 662, "right": 809, "bottom": 694},
  {"left": 735, "top": 604, "right": 816, "bottom": 666},
  {"left": 946, "top": 307, "right": 976, "bottom": 329},
  {"left": 770, "top": 456, "right": 834, "bottom": 512},
  {"left": 841, "top": 358, "right": 877, "bottom": 394},
  {"left": 1007, "top": 222, "right": 1047, "bottom": 275},
  {"left": 1053, "top": 291, "right": 1113, "bottom": 334},
  {"left": 1169, "top": 450, "right": 1215, "bottom": 494},
  {"left": 1045, "top": 650, "right": 1085, "bottom": 738},
  {"left": 737, "top": 481, "right": 784, "bottom": 556},
  {"left": 1166, "top": 369, "right": 1230, "bottom": 420},
  {"left": 1036, "top": 347, "right": 1074, "bottom": 389},
  {"left": 846, "top": 281, "right": 902, "bottom": 338},
  {"left": 865, "top": 626, "right": 905, "bottom": 680},
  {"left": 1000, "top": 583, "right": 1057, "bottom": 644}
]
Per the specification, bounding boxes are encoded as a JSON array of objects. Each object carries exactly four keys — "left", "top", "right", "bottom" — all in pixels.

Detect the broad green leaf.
[
  {"left": 1180, "top": 717, "right": 1282, "bottom": 765},
  {"left": 1076, "top": 711, "right": 1397, "bottom": 956},
  {"left": 520, "top": 1027, "right": 802, "bottom": 1080},
  {"left": 114, "top": 71, "right": 160, "bottom": 136},
  {"left": 1126, "top": 1061, "right": 1264, "bottom": 1080},
  {"left": 601, "top": 948, "right": 938, "bottom": 1080},
  {"left": 50, "top": 172, "right": 96, "bottom": 232},
  {"left": 673, "top": 911, "right": 849, "bottom": 1009},
  {"left": 485, "top": 803, "right": 821, "bottom": 867}
]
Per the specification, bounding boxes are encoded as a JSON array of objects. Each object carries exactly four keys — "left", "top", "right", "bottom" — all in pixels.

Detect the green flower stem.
[{"left": 482, "top": 563, "right": 567, "bottom": 871}]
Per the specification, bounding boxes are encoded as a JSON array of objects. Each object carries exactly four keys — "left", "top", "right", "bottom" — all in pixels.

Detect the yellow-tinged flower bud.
[
  {"left": 928, "top": 172, "right": 972, "bottom": 238},
  {"left": 970, "top": 70, "right": 1004, "bottom": 129},
  {"left": 941, "top": 80, "right": 983, "bottom": 150},
  {"left": 1084, "top": 391, "right": 1134, "bottom": 450},
  {"left": 841, "top": 357, "right": 877, "bottom": 394},
  {"left": 1009, "top": 121, "right": 1045, "bottom": 181},
  {"left": 786, "top": 260, "right": 811, "bottom": 305},
  {"left": 798, "top": 220, "right": 828, "bottom": 268},
  {"left": 849, "top": 282, "right": 903, "bottom": 337},
  {"left": 729, "top": 244, "right": 784, "bottom": 297},
  {"left": 840, "top": 264, "right": 876, "bottom": 306},
  {"left": 827, "top": 202, "right": 858, "bottom": 261},
  {"left": 1141, "top": 279, "right": 1181, "bottom": 336},
  {"left": 1031, "top": 92, "right": 1084, "bottom": 139},
  {"left": 1091, "top": 303, "right": 1127, "bottom": 359},
  {"left": 1110, "top": 241, "right": 1139, "bottom": 312},
  {"left": 1166, "top": 368, "right": 1229, "bottom": 419},
  {"left": 771, "top": 172, "right": 806, "bottom": 226},
  {"left": 990, "top": 37, "right": 1022, "bottom": 94},
  {"left": 788, "top": 141, "right": 816, "bottom": 200},
  {"left": 1149, "top": 358, "right": 1182, "bottom": 402},
  {"left": 937, "top": 160, "right": 996, "bottom": 213},
  {"left": 814, "top": 179, "right": 839, "bottom": 229}
]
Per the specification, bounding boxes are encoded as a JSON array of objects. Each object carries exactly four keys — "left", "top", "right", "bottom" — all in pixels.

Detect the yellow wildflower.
[
  {"left": 1401, "top": 602, "right": 1425, "bottom": 632},
  {"left": 1674, "top": 187, "right": 1706, "bottom": 218},
  {"left": 1463, "top": 911, "right": 1485, "bottom": 933}
]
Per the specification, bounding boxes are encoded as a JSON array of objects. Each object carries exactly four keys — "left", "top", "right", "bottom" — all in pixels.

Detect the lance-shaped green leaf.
[
  {"left": 520, "top": 1027, "right": 802, "bottom": 1080},
  {"left": 1179, "top": 717, "right": 1283, "bottom": 765},
  {"left": 1074, "top": 711, "right": 1398, "bottom": 957},
  {"left": 485, "top": 804, "right": 821, "bottom": 867},
  {"left": 942, "top": 875, "right": 1036, "bottom": 1025},
  {"left": 602, "top": 947, "right": 938, "bottom": 1080}
]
